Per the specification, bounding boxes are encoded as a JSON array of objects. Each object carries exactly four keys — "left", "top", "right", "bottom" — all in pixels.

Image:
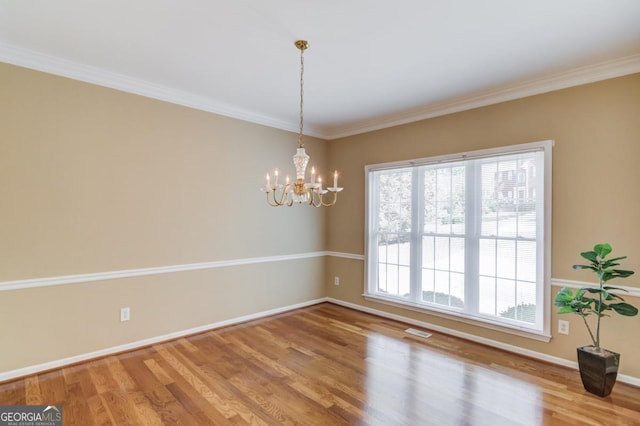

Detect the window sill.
[{"left": 363, "top": 293, "right": 552, "bottom": 343}]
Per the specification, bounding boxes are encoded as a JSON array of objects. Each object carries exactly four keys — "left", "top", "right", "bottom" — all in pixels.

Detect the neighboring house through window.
[{"left": 365, "top": 141, "right": 553, "bottom": 339}]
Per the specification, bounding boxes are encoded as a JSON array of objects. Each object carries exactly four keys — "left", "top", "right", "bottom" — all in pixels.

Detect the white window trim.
[{"left": 364, "top": 140, "right": 553, "bottom": 341}]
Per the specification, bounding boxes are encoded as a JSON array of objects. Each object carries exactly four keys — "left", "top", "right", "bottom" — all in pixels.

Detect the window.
[{"left": 365, "top": 141, "right": 552, "bottom": 338}]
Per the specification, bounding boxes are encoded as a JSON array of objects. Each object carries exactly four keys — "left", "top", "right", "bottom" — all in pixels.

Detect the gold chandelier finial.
[
  {"left": 261, "top": 39, "right": 344, "bottom": 207},
  {"left": 295, "top": 40, "right": 309, "bottom": 50}
]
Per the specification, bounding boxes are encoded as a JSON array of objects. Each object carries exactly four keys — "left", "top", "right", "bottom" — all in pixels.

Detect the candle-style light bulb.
[
  {"left": 333, "top": 170, "right": 338, "bottom": 188},
  {"left": 274, "top": 169, "right": 279, "bottom": 186},
  {"left": 311, "top": 166, "right": 316, "bottom": 184}
]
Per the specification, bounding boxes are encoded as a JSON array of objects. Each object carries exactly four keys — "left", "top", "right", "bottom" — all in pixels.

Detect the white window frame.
[{"left": 364, "top": 141, "right": 553, "bottom": 341}]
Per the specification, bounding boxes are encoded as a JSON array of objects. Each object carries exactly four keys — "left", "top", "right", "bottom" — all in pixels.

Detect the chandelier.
[{"left": 262, "top": 40, "right": 343, "bottom": 207}]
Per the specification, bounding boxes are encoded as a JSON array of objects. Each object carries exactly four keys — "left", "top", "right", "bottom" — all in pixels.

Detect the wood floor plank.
[
  {"left": 1, "top": 302, "right": 639, "bottom": 425},
  {"left": 24, "top": 375, "right": 42, "bottom": 405},
  {"left": 86, "top": 393, "right": 116, "bottom": 426},
  {"left": 106, "top": 357, "right": 137, "bottom": 392},
  {"left": 37, "top": 371, "right": 67, "bottom": 404},
  {"left": 63, "top": 382, "right": 95, "bottom": 426}
]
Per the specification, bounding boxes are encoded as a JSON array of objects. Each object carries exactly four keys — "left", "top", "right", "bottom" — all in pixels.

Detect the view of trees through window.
[{"left": 369, "top": 146, "right": 546, "bottom": 331}]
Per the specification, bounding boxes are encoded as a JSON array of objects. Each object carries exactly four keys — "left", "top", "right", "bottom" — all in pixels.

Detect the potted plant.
[{"left": 554, "top": 243, "right": 638, "bottom": 396}]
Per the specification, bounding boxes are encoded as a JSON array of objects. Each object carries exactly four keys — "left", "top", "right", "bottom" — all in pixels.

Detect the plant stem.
[
  {"left": 595, "top": 270, "right": 603, "bottom": 349},
  {"left": 581, "top": 314, "right": 596, "bottom": 347}
]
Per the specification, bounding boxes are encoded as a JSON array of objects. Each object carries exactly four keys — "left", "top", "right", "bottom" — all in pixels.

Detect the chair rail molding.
[{"left": 0, "top": 251, "right": 329, "bottom": 291}]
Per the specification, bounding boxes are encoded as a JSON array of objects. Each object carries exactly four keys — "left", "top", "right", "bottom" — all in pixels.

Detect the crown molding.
[
  {"left": 325, "top": 54, "right": 640, "bottom": 139},
  {"left": 1, "top": 42, "right": 638, "bottom": 141},
  {"left": 0, "top": 42, "right": 325, "bottom": 138}
]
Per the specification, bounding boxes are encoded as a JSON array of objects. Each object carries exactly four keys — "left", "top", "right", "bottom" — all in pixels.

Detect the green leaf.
[
  {"left": 606, "top": 256, "right": 628, "bottom": 263},
  {"left": 594, "top": 299, "right": 607, "bottom": 310},
  {"left": 557, "top": 306, "right": 576, "bottom": 314},
  {"left": 554, "top": 287, "right": 575, "bottom": 304},
  {"left": 610, "top": 303, "right": 639, "bottom": 316},
  {"left": 602, "top": 269, "right": 634, "bottom": 282},
  {"left": 579, "top": 251, "right": 598, "bottom": 263},
  {"left": 594, "top": 243, "right": 612, "bottom": 258},
  {"left": 572, "top": 264, "right": 597, "bottom": 271},
  {"left": 602, "top": 286, "right": 629, "bottom": 292},
  {"left": 601, "top": 290, "right": 621, "bottom": 301}
]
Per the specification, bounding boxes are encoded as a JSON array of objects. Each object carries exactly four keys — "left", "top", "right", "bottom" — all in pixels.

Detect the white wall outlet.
[
  {"left": 334, "top": 276, "right": 340, "bottom": 286},
  {"left": 120, "top": 307, "right": 131, "bottom": 322},
  {"left": 558, "top": 319, "right": 569, "bottom": 335}
]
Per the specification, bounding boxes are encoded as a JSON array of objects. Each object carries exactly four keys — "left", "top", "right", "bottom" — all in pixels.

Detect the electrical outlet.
[
  {"left": 334, "top": 276, "right": 340, "bottom": 286},
  {"left": 120, "top": 307, "right": 131, "bottom": 322},
  {"left": 558, "top": 320, "right": 569, "bottom": 335}
]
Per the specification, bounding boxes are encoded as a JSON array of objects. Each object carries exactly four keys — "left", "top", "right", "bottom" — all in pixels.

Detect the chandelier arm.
[
  {"left": 268, "top": 184, "right": 289, "bottom": 207},
  {"left": 318, "top": 191, "right": 338, "bottom": 207},
  {"left": 310, "top": 190, "right": 320, "bottom": 207},
  {"left": 282, "top": 184, "right": 293, "bottom": 207},
  {"left": 311, "top": 195, "right": 321, "bottom": 208},
  {"left": 266, "top": 192, "right": 281, "bottom": 207},
  {"left": 309, "top": 190, "right": 337, "bottom": 207},
  {"left": 282, "top": 184, "right": 293, "bottom": 206},
  {"left": 285, "top": 183, "right": 296, "bottom": 206}
]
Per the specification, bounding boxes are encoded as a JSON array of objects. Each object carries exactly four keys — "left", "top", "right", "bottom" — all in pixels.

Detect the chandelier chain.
[{"left": 298, "top": 43, "right": 305, "bottom": 148}]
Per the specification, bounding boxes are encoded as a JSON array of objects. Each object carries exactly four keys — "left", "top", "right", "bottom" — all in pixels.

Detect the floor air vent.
[{"left": 405, "top": 328, "right": 432, "bottom": 338}]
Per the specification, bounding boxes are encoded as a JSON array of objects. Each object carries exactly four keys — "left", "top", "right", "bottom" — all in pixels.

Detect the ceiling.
[{"left": 1, "top": 1, "right": 640, "bottom": 140}]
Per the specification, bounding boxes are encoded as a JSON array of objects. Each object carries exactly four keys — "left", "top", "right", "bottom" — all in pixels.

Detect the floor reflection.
[{"left": 364, "top": 331, "right": 543, "bottom": 425}]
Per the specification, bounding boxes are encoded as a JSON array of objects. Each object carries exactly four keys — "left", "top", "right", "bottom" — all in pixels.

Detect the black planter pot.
[{"left": 577, "top": 345, "right": 620, "bottom": 397}]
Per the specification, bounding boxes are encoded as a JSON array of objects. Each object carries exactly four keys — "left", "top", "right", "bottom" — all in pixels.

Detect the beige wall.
[
  {"left": 2, "top": 61, "right": 639, "bottom": 380},
  {"left": 0, "top": 63, "right": 328, "bottom": 372},
  {"left": 325, "top": 73, "right": 640, "bottom": 378}
]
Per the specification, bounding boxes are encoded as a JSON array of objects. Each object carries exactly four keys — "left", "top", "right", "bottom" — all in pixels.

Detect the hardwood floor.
[{"left": 1, "top": 303, "right": 639, "bottom": 425}]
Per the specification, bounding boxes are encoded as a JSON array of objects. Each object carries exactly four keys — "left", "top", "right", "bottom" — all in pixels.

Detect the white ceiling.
[{"left": 1, "top": 0, "right": 640, "bottom": 139}]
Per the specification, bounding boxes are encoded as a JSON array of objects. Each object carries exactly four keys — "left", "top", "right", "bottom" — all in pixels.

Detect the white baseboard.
[
  {"left": 326, "top": 298, "right": 640, "bottom": 388},
  {"left": 4, "top": 296, "right": 638, "bottom": 389},
  {"left": 0, "top": 297, "right": 329, "bottom": 382}
]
